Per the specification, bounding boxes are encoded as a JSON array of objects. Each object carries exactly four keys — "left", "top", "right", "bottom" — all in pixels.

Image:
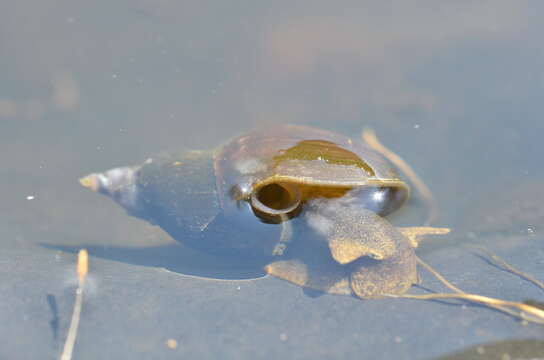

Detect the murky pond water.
[{"left": 2, "top": 2, "right": 544, "bottom": 359}]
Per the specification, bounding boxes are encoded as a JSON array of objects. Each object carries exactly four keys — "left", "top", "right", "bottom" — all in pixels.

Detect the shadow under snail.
[{"left": 80, "top": 124, "right": 449, "bottom": 299}]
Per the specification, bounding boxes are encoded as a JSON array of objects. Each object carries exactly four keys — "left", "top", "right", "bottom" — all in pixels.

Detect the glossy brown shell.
[{"left": 214, "top": 124, "right": 408, "bottom": 214}]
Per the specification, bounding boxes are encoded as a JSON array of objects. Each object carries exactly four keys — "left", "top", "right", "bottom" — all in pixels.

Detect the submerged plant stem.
[{"left": 60, "top": 249, "right": 88, "bottom": 360}]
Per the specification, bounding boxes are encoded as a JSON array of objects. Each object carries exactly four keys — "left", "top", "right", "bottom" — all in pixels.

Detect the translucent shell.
[{"left": 214, "top": 125, "right": 409, "bottom": 223}]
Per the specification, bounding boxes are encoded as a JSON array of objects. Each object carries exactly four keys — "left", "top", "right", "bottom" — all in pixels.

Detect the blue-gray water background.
[{"left": 2, "top": 1, "right": 544, "bottom": 359}]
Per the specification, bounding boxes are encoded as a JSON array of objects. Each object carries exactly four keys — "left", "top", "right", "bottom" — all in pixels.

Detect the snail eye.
[
  {"left": 229, "top": 176, "right": 254, "bottom": 201},
  {"left": 350, "top": 187, "right": 407, "bottom": 216},
  {"left": 250, "top": 183, "right": 302, "bottom": 223}
]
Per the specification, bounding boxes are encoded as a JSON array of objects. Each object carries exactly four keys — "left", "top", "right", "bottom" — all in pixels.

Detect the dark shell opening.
[{"left": 250, "top": 182, "right": 302, "bottom": 224}]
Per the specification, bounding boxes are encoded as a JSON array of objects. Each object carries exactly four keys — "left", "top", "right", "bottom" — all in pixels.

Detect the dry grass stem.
[
  {"left": 60, "top": 249, "right": 88, "bottom": 360},
  {"left": 469, "top": 246, "right": 544, "bottom": 291},
  {"left": 396, "top": 292, "right": 544, "bottom": 324},
  {"left": 391, "top": 256, "right": 544, "bottom": 324}
]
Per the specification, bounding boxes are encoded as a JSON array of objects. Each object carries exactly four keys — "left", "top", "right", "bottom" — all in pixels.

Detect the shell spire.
[{"left": 79, "top": 166, "right": 143, "bottom": 217}]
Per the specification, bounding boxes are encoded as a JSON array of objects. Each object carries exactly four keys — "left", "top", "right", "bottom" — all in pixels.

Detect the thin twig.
[
  {"left": 416, "top": 256, "right": 519, "bottom": 317},
  {"left": 402, "top": 256, "right": 544, "bottom": 324},
  {"left": 416, "top": 257, "right": 463, "bottom": 294},
  {"left": 469, "top": 246, "right": 544, "bottom": 290},
  {"left": 60, "top": 249, "right": 88, "bottom": 360},
  {"left": 396, "top": 292, "right": 544, "bottom": 324}
]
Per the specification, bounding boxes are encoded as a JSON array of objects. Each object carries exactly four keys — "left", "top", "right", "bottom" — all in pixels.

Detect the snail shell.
[{"left": 80, "top": 125, "right": 409, "bottom": 259}]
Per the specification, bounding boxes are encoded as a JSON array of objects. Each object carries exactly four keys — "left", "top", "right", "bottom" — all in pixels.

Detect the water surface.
[{"left": 2, "top": 1, "right": 544, "bottom": 359}]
